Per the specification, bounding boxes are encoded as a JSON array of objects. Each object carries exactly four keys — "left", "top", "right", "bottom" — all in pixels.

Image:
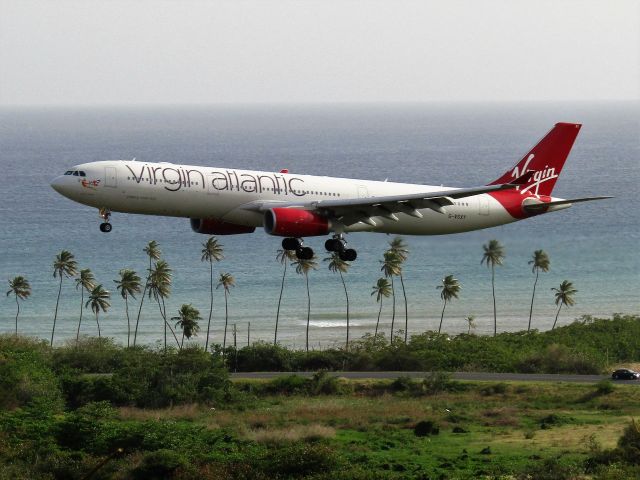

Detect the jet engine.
[
  {"left": 264, "top": 208, "right": 329, "bottom": 237},
  {"left": 190, "top": 218, "right": 255, "bottom": 235}
]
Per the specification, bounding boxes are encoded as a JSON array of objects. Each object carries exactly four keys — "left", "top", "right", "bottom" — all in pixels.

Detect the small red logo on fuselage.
[{"left": 81, "top": 179, "right": 101, "bottom": 189}]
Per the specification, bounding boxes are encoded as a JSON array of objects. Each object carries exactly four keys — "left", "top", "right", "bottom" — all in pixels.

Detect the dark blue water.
[{"left": 1, "top": 103, "right": 638, "bottom": 347}]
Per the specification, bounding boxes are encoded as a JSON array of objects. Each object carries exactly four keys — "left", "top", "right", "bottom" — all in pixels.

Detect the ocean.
[{"left": 0, "top": 103, "right": 638, "bottom": 348}]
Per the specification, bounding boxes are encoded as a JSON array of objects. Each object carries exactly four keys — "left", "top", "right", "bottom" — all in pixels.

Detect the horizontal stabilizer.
[{"left": 523, "top": 196, "right": 613, "bottom": 213}]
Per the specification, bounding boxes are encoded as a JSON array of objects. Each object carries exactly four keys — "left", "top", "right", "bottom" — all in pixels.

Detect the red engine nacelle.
[
  {"left": 264, "top": 208, "right": 330, "bottom": 237},
  {"left": 190, "top": 218, "right": 256, "bottom": 235}
]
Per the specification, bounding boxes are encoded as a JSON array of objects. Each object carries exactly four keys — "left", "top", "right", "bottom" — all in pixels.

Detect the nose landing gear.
[{"left": 98, "top": 208, "right": 112, "bottom": 233}]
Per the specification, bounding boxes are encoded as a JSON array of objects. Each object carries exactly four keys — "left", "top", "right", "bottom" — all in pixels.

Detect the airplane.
[{"left": 50, "top": 122, "right": 610, "bottom": 261}]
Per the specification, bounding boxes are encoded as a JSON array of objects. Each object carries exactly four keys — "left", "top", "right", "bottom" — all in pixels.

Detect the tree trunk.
[
  {"left": 222, "top": 290, "right": 229, "bottom": 352},
  {"left": 125, "top": 295, "right": 130, "bottom": 347},
  {"left": 133, "top": 258, "right": 152, "bottom": 347},
  {"left": 51, "top": 276, "right": 63, "bottom": 347},
  {"left": 438, "top": 300, "right": 447, "bottom": 334},
  {"left": 76, "top": 288, "right": 84, "bottom": 344},
  {"left": 157, "top": 298, "right": 180, "bottom": 349},
  {"left": 14, "top": 295, "right": 19, "bottom": 336},
  {"left": 528, "top": 270, "right": 539, "bottom": 332},
  {"left": 95, "top": 312, "right": 101, "bottom": 338},
  {"left": 339, "top": 270, "right": 349, "bottom": 352},
  {"left": 305, "top": 273, "right": 310, "bottom": 353},
  {"left": 133, "top": 280, "right": 148, "bottom": 347},
  {"left": 180, "top": 330, "right": 185, "bottom": 349},
  {"left": 552, "top": 303, "right": 563, "bottom": 330},
  {"left": 275, "top": 261, "right": 287, "bottom": 345},
  {"left": 400, "top": 274, "right": 408, "bottom": 344},
  {"left": 491, "top": 266, "right": 497, "bottom": 337},
  {"left": 375, "top": 298, "right": 383, "bottom": 339},
  {"left": 390, "top": 276, "right": 396, "bottom": 342},
  {"left": 205, "top": 261, "right": 213, "bottom": 352}
]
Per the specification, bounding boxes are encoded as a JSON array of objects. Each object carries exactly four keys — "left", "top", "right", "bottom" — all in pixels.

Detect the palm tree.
[
  {"left": 217, "top": 272, "right": 236, "bottom": 352},
  {"left": 292, "top": 255, "right": 318, "bottom": 352},
  {"left": 436, "top": 275, "right": 461, "bottom": 334},
  {"left": 75, "top": 268, "right": 96, "bottom": 344},
  {"left": 6, "top": 276, "right": 31, "bottom": 336},
  {"left": 114, "top": 269, "right": 141, "bottom": 347},
  {"left": 371, "top": 277, "right": 392, "bottom": 339},
  {"left": 527, "top": 250, "right": 550, "bottom": 332},
  {"left": 465, "top": 315, "right": 476, "bottom": 335},
  {"left": 201, "top": 237, "right": 224, "bottom": 352},
  {"left": 52, "top": 250, "right": 78, "bottom": 346},
  {"left": 381, "top": 250, "right": 401, "bottom": 342},
  {"left": 274, "top": 248, "right": 297, "bottom": 345},
  {"left": 148, "top": 260, "right": 179, "bottom": 350},
  {"left": 133, "top": 240, "right": 161, "bottom": 346},
  {"left": 85, "top": 284, "right": 110, "bottom": 338},
  {"left": 324, "top": 252, "right": 351, "bottom": 351},
  {"left": 551, "top": 280, "right": 577, "bottom": 330},
  {"left": 481, "top": 239, "right": 504, "bottom": 337},
  {"left": 172, "top": 304, "right": 202, "bottom": 349},
  {"left": 388, "top": 237, "right": 410, "bottom": 343}
]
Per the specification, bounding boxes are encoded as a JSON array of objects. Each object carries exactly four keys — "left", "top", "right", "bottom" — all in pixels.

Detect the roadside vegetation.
[{"left": 0, "top": 314, "right": 639, "bottom": 479}]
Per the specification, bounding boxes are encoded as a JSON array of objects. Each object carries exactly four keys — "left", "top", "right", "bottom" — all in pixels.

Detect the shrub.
[
  {"left": 131, "top": 449, "right": 191, "bottom": 480},
  {"left": 260, "top": 443, "right": 340, "bottom": 476},
  {"left": 596, "top": 380, "right": 615, "bottom": 395},
  {"left": 414, "top": 420, "right": 439, "bottom": 437},
  {"left": 0, "top": 335, "right": 63, "bottom": 411}
]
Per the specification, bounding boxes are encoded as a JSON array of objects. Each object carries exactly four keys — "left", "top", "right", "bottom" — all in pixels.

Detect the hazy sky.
[{"left": 1, "top": 0, "right": 638, "bottom": 106}]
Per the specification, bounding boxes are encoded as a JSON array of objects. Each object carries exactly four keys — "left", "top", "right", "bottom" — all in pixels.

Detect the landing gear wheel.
[
  {"left": 296, "top": 246, "right": 314, "bottom": 260},
  {"left": 339, "top": 249, "right": 357, "bottom": 262},
  {"left": 282, "top": 237, "right": 302, "bottom": 251},
  {"left": 324, "top": 238, "right": 345, "bottom": 252},
  {"left": 99, "top": 222, "right": 112, "bottom": 233}
]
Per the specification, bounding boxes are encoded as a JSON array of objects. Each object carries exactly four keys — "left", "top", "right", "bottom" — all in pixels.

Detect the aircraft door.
[
  {"left": 357, "top": 185, "right": 369, "bottom": 198},
  {"left": 105, "top": 167, "right": 117, "bottom": 188}
]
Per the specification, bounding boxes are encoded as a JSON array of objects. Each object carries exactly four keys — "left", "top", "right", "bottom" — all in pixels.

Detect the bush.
[
  {"left": 131, "top": 449, "right": 191, "bottom": 480},
  {"left": 414, "top": 420, "right": 439, "bottom": 437},
  {"left": 260, "top": 443, "right": 340, "bottom": 476},
  {"left": 596, "top": 380, "right": 615, "bottom": 395},
  {"left": 0, "top": 335, "right": 63, "bottom": 411}
]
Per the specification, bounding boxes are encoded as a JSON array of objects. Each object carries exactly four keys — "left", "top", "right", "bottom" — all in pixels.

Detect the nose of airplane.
[{"left": 50, "top": 175, "right": 67, "bottom": 194}]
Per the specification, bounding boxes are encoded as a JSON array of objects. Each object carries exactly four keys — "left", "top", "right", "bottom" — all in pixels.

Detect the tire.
[
  {"left": 340, "top": 248, "right": 357, "bottom": 262},
  {"left": 296, "top": 246, "right": 314, "bottom": 260},
  {"left": 282, "top": 238, "right": 301, "bottom": 250},
  {"left": 102, "top": 223, "right": 112, "bottom": 233}
]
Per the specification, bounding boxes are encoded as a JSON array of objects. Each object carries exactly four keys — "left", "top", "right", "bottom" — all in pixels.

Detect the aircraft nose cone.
[{"left": 50, "top": 176, "right": 67, "bottom": 194}]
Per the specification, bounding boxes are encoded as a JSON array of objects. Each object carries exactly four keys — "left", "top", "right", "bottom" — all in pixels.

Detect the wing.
[{"left": 241, "top": 172, "right": 535, "bottom": 227}]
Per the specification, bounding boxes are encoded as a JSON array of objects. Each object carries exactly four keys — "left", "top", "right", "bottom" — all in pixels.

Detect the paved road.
[{"left": 231, "top": 371, "right": 639, "bottom": 384}]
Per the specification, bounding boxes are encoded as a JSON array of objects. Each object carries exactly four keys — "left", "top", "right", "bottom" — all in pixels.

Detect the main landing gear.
[
  {"left": 281, "top": 235, "right": 357, "bottom": 261},
  {"left": 325, "top": 234, "right": 357, "bottom": 262},
  {"left": 98, "top": 207, "right": 112, "bottom": 233}
]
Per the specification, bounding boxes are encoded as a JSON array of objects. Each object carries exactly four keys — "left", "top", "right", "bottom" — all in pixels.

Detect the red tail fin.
[{"left": 489, "top": 123, "right": 582, "bottom": 196}]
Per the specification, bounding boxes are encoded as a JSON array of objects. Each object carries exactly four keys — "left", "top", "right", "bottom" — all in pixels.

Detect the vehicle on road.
[{"left": 611, "top": 368, "right": 640, "bottom": 380}]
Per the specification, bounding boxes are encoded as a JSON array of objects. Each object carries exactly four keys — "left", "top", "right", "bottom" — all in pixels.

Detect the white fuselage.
[{"left": 51, "top": 160, "right": 538, "bottom": 235}]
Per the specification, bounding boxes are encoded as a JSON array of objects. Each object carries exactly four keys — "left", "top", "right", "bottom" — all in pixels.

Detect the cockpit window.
[
  {"left": 78, "top": 171, "right": 86, "bottom": 177},
  {"left": 64, "top": 171, "right": 73, "bottom": 175},
  {"left": 73, "top": 171, "right": 79, "bottom": 176}
]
